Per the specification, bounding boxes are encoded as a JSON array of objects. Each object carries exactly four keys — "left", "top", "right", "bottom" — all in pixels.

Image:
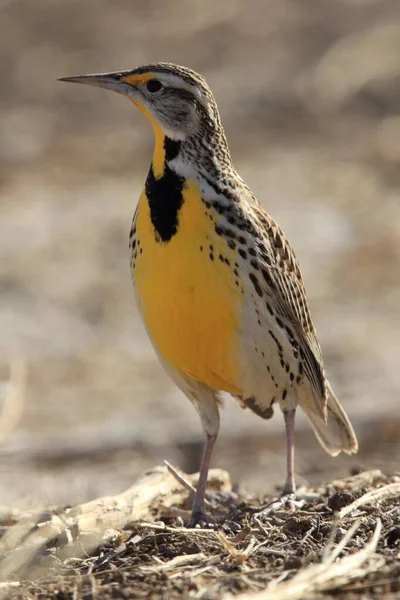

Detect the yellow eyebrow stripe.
[{"left": 122, "top": 72, "right": 155, "bottom": 85}]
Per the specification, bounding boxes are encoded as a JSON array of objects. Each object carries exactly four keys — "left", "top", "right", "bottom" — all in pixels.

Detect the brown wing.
[{"left": 246, "top": 199, "right": 327, "bottom": 404}]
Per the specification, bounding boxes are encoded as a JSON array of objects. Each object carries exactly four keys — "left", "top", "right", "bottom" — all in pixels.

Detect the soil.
[{"left": 2, "top": 469, "right": 400, "bottom": 600}]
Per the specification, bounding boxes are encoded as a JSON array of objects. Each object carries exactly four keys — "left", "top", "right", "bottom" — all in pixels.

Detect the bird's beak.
[{"left": 58, "top": 71, "right": 133, "bottom": 95}]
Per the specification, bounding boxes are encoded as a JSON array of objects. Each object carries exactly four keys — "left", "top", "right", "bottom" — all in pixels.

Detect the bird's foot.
[
  {"left": 187, "top": 508, "right": 214, "bottom": 529},
  {"left": 258, "top": 492, "right": 297, "bottom": 514},
  {"left": 252, "top": 491, "right": 306, "bottom": 521}
]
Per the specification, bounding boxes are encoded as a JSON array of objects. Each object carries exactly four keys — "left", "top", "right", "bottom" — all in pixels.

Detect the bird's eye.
[{"left": 146, "top": 80, "right": 162, "bottom": 93}]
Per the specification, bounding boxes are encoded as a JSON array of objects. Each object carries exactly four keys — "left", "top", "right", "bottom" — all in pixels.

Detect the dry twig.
[
  {"left": 164, "top": 460, "right": 213, "bottom": 508},
  {"left": 338, "top": 483, "right": 400, "bottom": 518},
  {"left": 229, "top": 519, "right": 382, "bottom": 600},
  {"left": 0, "top": 466, "right": 231, "bottom": 580}
]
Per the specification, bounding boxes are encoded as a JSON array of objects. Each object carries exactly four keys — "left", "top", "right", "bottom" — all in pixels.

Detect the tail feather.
[{"left": 301, "top": 381, "right": 358, "bottom": 456}]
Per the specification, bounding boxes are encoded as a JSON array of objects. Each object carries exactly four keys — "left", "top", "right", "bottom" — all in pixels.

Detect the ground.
[{"left": 1, "top": 468, "right": 399, "bottom": 599}]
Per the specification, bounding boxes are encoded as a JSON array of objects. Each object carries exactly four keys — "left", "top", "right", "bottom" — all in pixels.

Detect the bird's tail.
[{"left": 301, "top": 381, "right": 358, "bottom": 456}]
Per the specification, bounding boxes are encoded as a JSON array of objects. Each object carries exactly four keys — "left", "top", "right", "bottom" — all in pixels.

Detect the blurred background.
[{"left": 0, "top": 0, "right": 399, "bottom": 508}]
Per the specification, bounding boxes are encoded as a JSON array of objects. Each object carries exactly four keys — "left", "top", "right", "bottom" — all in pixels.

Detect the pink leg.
[
  {"left": 188, "top": 433, "right": 216, "bottom": 527},
  {"left": 283, "top": 409, "right": 296, "bottom": 495}
]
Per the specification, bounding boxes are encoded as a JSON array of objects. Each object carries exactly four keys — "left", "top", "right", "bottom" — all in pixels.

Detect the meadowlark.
[{"left": 59, "top": 63, "right": 358, "bottom": 526}]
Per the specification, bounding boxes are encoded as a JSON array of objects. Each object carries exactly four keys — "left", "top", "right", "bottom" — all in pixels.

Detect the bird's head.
[{"left": 59, "top": 62, "right": 220, "bottom": 142}]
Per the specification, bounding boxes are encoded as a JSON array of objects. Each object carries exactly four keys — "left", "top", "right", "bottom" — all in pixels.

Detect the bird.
[{"left": 59, "top": 63, "right": 358, "bottom": 526}]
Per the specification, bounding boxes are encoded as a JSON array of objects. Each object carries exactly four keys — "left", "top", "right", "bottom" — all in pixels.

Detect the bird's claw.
[
  {"left": 187, "top": 508, "right": 214, "bottom": 529},
  {"left": 253, "top": 492, "right": 302, "bottom": 520}
]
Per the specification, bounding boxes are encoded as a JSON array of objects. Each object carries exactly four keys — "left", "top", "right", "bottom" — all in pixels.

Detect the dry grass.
[{"left": 0, "top": 467, "right": 399, "bottom": 599}]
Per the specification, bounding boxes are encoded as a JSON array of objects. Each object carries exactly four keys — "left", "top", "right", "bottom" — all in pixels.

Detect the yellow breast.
[{"left": 133, "top": 179, "right": 243, "bottom": 394}]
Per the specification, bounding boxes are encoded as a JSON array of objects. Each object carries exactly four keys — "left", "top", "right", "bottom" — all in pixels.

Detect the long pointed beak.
[{"left": 58, "top": 71, "right": 132, "bottom": 95}]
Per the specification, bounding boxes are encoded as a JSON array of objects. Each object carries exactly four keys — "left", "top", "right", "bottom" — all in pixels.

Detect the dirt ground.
[{"left": 1, "top": 468, "right": 400, "bottom": 600}]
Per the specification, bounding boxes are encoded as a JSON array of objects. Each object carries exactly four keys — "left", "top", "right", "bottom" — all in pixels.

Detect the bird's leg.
[
  {"left": 186, "top": 385, "right": 220, "bottom": 528},
  {"left": 252, "top": 408, "right": 298, "bottom": 520},
  {"left": 283, "top": 408, "right": 296, "bottom": 495},
  {"left": 188, "top": 432, "right": 217, "bottom": 527}
]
